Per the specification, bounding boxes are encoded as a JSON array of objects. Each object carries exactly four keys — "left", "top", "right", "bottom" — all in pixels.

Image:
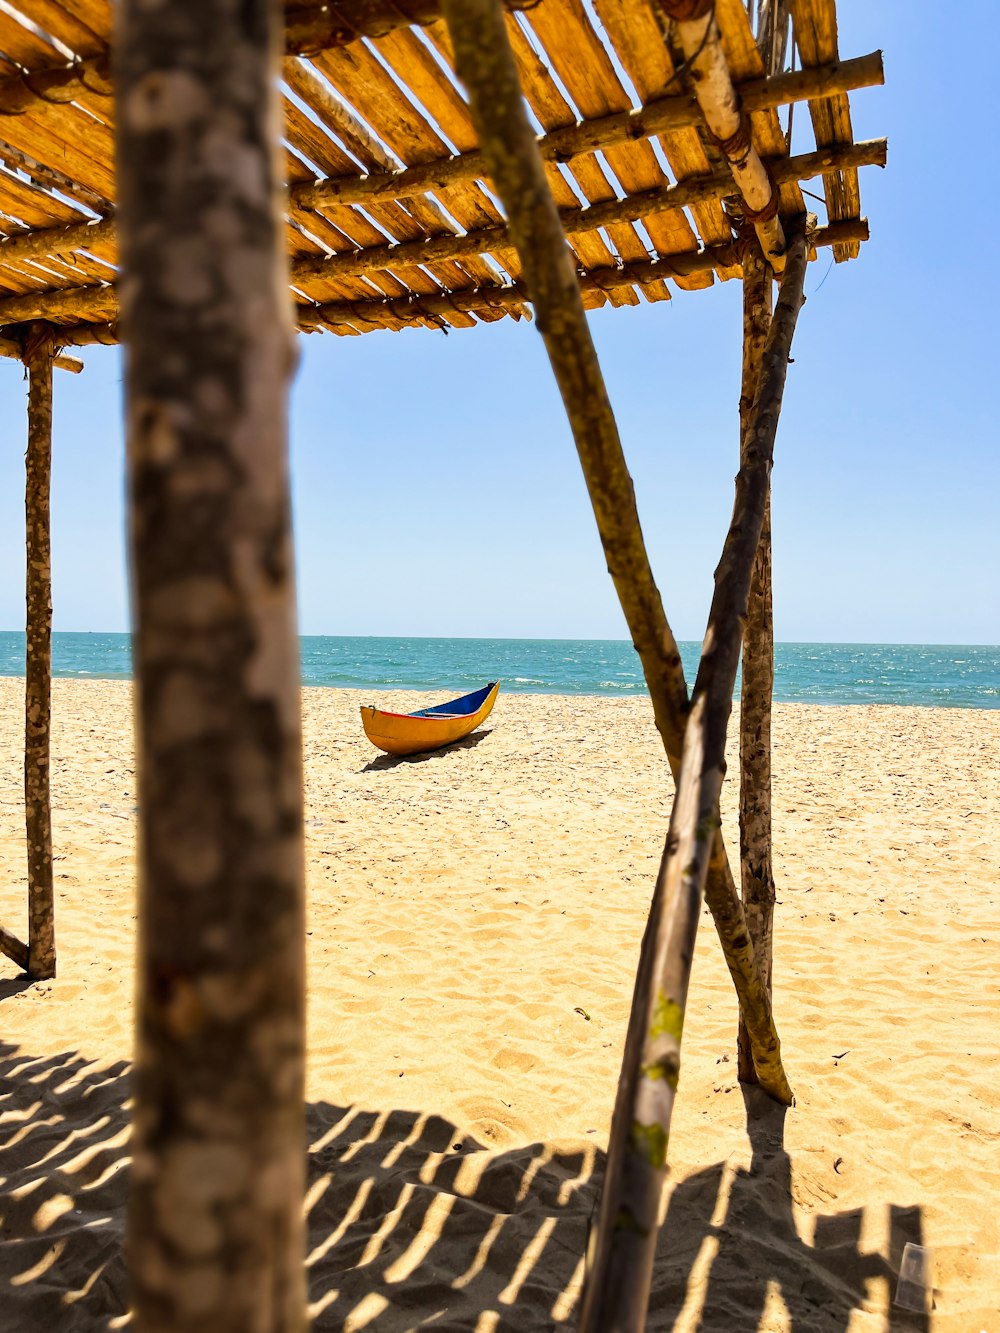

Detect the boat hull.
[{"left": 360, "top": 681, "right": 500, "bottom": 757}]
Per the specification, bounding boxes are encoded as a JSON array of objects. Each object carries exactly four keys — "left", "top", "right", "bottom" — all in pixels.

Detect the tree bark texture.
[
  {"left": 738, "top": 243, "right": 777, "bottom": 1084},
  {"left": 579, "top": 230, "right": 807, "bottom": 1333},
  {"left": 24, "top": 323, "right": 56, "bottom": 981},
  {"left": 115, "top": 2, "right": 306, "bottom": 1329}
]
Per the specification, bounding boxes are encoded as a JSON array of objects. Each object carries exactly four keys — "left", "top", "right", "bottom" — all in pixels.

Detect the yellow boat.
[{"left": 360, "top": 680, "right": 500, "bottom": 757}]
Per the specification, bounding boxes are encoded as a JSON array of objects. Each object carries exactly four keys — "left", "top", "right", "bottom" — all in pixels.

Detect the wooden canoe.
[{"left": 360, "top": 680, "right": 500, "bottom": 757}]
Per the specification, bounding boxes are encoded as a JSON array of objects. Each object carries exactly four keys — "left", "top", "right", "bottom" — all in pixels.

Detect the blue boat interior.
[{"left": 410, "top": 681, "right": 497, "bottom": 718}]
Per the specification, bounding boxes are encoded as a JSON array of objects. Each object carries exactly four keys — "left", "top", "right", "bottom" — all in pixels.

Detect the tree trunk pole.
[
  {"left": 24, "top": 322, "right": 56, "bottom": 980},
  {"left": 441, "top": 0, "right": 791, "bottom": 1105},
  {"left": 580, "top": 228, "right": 809, "bottom": 1333},
  {"left": 737, "top": 242, "right": 776, "bottom": 1084},
  {"left": 115, "top": 2, "right": 307, "bottom": 1329}
]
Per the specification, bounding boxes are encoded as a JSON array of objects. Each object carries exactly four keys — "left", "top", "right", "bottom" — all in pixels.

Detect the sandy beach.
[{"left": 1, "top": 677, "right": 997, "bottom": 1330}]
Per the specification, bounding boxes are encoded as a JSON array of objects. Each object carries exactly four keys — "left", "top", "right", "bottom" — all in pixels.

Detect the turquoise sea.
[{"left": 0, "top": 632, "right": 997, "bottom": 708}]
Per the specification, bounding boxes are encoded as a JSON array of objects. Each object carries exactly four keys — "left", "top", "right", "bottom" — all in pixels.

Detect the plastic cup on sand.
[{"left": 894, "top": 1242, "right": 932, "bottom": 1312}]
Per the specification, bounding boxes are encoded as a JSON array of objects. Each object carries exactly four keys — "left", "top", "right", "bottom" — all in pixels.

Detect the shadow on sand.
[
  {"left": 0, "top": 1041, "right": 929, "bottom": 1330},
  {"left": 360, "top": 728, "right": 494, "bottom": 773},
  {"left": 650, "top": 1088, "right": 931, "bottom": 1332}
]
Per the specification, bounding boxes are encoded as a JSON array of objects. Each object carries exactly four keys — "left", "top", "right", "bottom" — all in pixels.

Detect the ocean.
[{"left": 0, "top": 632, "right": 997, "bottom": 708}]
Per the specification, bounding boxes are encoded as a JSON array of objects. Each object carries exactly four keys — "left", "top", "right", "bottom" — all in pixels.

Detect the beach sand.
[{"left": 1, "top": 677, "right": 998, "bottom": 1331}]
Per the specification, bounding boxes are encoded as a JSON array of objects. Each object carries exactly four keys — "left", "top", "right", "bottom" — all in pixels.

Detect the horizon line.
[{"left": 1, "top": 629, "right": 998, "bottom": 650}]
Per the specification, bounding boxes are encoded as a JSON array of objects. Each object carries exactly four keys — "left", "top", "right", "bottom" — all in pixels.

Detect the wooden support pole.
[
  {"left": 116, "top": 0, "right": 307, "bottom": 1327},
  {"left": 737, "top": 240, "right": 777, "bottom": 1084},
  {"left": 0, "top": 923, "right": 30, "bottom": 970},
  {"left": 580, "top": 226, "right": 809, "bottom": 1333},
  {"left": 656, "top": 0, "right": 787, "bottom": 269},
  {"left": 23, "top": 322, "right": 56, "bottom": 981},
  {"left": 441, "top": 0, "right": 792, "bottom": 1108}
]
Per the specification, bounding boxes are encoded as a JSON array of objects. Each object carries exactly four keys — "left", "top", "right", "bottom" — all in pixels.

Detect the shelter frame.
[{"left": 0, "top": 0, "right": 884, "bottom": 1327}]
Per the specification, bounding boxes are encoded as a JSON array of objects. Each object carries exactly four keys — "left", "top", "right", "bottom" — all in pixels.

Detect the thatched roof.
[{"left": 0, "top": 0, "right": 883, "bottom": 345}]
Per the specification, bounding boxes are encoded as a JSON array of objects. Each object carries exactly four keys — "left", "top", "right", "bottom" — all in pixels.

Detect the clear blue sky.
[{"left": 0, "top": 3, "right": 996, "bottom": 643}]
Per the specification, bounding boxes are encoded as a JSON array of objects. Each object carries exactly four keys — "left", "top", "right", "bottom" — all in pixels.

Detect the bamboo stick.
[
  {"left": 116, "top": 0, "right": 307, "bottom": 1327},
  {"left": 656, "top": 0, "right": 787, "bottom": 269},
  {"left": 736, "top": 239, "right": 777, "bottom": 1084},
  {"left": 579, "top": 225, "right": 809, "bottom": 1333},
  {"left": 23, "top": 322, "right": 56, "bottom": 981},
  {"left": 0, "top": 923, "right": 29, "bottom": 971},
  {"left": 440, "top": 0, "right": 792, "bottom": 1110},
  {"left": 0, "top": 140, "right": 883, "bottom": 326}
]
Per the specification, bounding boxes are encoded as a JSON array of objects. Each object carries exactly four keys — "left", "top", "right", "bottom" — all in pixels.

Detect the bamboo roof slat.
[
  {"left": 487, "top": 16, "right": 633, "bottom": 306},
  {"left": 286, "top": 52, "right": 518, "bottom": 306},
  {"left": 790, "top": 0, "right": 860, "bottom": 260},
  {"left": 500, "top": 17, "right": 643, "bottom": 305},
  {"left": 0, "top": 261, "right": 57, "bottom": 296},
  {"left": 0, "top": 0, "right": 880, "bottom": 336},
  {"left": 0, "top": 105, "right": 116, "bottom": 200},
  {"left": 525, "top": 0, "right": 707, "bottom": 289},
  {"left": 0, "top": 138, "right": 883, "bottom": 327},
  {"left": 284, "top": 51, "right": 881, "bottom": 210},
  {"left": 284, "top": 126, "right": 465, "bottom": 306},
  {"left": 8, "top": 0, "right": 105, "bottom": 55},
  {"left": 0, "top": 10, "right": 63, "bottom": 66},
  {"left": 591, "top": 0, "right": 737, "bottom": 283},
  {"left": 0, "top": 169, "right": 87, "bottom": 231},
  {"left": 514, "top": 7, "right": 686, "bottom": 300},
  {"left": 367, "top": 26, "right": 526, "bottom": 300},
  {"left": 43, "top": 0, "right": 111, "bottom": 44},
  {"left": 501, "top": 12, "right": 666, "bottom": 305}
]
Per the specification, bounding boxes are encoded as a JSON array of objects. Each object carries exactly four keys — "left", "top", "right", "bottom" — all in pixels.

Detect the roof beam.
[{"left": 0, "top": 218, "right": 868, "bottom": 346}]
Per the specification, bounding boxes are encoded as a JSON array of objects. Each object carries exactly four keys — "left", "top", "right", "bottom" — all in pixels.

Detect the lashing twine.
[
  {"left": 738, "top": 163, "right": 780, "bottom": 226},
  {"left": 705, "top": 111, "right": 753, "bottom": 164}
]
